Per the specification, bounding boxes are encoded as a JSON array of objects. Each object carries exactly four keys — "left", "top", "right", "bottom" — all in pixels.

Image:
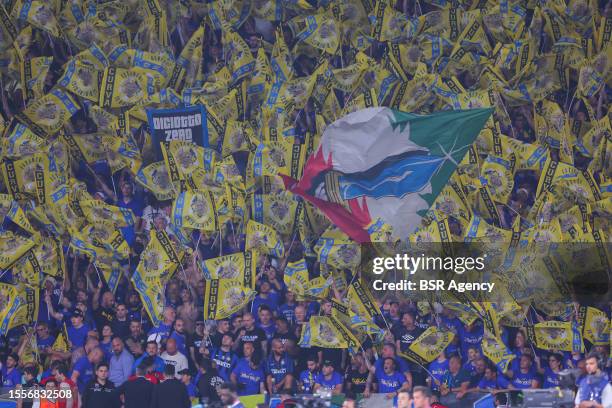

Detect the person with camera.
[{"left": 575, "top": 352, "right": 612, "bottom": 408}]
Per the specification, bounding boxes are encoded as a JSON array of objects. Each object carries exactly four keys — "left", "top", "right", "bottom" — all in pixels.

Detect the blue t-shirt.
[
  {"left": 252, "top": 293, "right": 280, "bottom": 319},
  {"left": 478, "top": 375, "right": 510, "bottom": 390},
  {"left": 67, "top": 323, "right": 89, "bottom": 350},
  {"left": 36, "top": 335, "right": 55, "bottom": 349},
  {"left": 100, "top": 340, "right": 113, "bottom": 360},
  {"left": 376, "top": 371, "right": 406, "bottom": 393},
  {"left": 459, "top": 324, "right": 483, "bottom": 358},
  {"left": 258, "top": 323, "right": 276, "bottom": 342},
  {"left": 1, "top": 367, "right": 21, "bottom": 387},
  {"left": 211, "top": 348, "right": 238, "bottom": 382},
  {"left": 232, "top": 358, "right": 265, "bottom": 396},
  {"left": 72, "top": 355, "right": 94, "bottom": 393},
  {"left": 315, "top": 371, "right": 343, "bottom": 391},
  {"left": 265, "top": 353, "right": 294, "bottom": 384},
  {"left": 512, "top": 370, "right": 537, "bottom": 389},
  {"left": 170, "top": 331, "right": 188, "bottom": 355},
  {"left": 542, "top": 367, "right": 560, "bottom": 388},
  {"left": 374, "top": 357, "right": 410, "bottom": 375},
  {"left": 148, "top": 323, "right": 172, "bottom": 343},
  {"left": 278, "top": 303, "right": 296, "bottom": 324},
  {"left": 299, "top": 369, "right": 319, "bottom": 393},
  {"left": 428, "top": 359, "right": 449, "bottom": 390}
]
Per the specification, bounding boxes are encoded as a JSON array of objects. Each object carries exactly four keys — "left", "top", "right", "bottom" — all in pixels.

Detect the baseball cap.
[
  {"left": 178, "top": 368, "right": 193, "bottom": 376},
  {"left": 71, "top": 309, "right": 84, "bottom": 318},
  {"left": 322, "top": 360, "right": 333, "bottom": 367}
]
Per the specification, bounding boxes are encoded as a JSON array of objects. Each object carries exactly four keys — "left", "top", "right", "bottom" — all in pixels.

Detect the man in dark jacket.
[
  {"left": 151, "top": 364, "right": 191, "bottom": 408},
  {"left": 82, "top": 362, "right": 120, "bottom": 408},
  {"left": 116, "top": 362, "right": 155, "bottom": 408}
]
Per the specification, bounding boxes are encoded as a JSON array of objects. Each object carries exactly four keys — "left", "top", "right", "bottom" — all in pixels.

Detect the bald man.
[{"left": 161, "top": 338, "right": 188, "bottom": 379}]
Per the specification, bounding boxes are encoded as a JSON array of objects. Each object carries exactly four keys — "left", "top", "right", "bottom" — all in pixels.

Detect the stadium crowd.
[{"left": 0, "top": 0, "right": 608, "bottom": 407}]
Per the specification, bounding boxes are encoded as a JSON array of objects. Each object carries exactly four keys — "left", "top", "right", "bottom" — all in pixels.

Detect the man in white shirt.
[{"left": 161, "top": 338, "right": 188, "bottom": 379}]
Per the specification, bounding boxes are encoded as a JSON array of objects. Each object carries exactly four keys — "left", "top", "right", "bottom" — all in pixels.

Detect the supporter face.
[
  {"left": 112, "top": 338, "right": 124, "bottom": 354},
  {"left": 383, "top": 359, "right": 395, "bottom": 374},
  {"left": 243, "top": 314, "right": 255, "bottom": 329},
  {"left": 286, "top": 291, "right": 295, "bottom": 302},
  {"left": 219, "top": 388, "right": 235, "bottom": 405},
  {"left": 515, "top": 331, "right": 526, "bottom": 348},
  {"left": 146, "top": 342, "right": 158, "bottom": 356},
  {"left": 71, "top": 314, "right": 83, "bottom": 327},
  {"left": 96, "top": 365, "right": 109, "bottom": 381},
  {"left": 218, "top": 320, "right": 230, "bottom": 333},
  {"left": 102, "top": 325, "right": 112, "bottom": 338},
  {"left": 468, "top": 348, "right": 478, "bottom": 360},
  {"left": 6, "top": 356, "right": 16, "bottom": 368},
  {"left": 475, "top": 359, "right": 486, "bottom": 374},
  {"left": 322, "top": 364, "right": 333, "bottom": 376},
  {"left": 232, "top": 316, "right": 242, "bottom": 330},
  {"left": 276, "top": 319, "right": 288, "bottom": 333},
  {"left": 44, "top": 380, "right": 56, "bottom": 391},
  {"left": 164, "top": 308, "right": 176, "bottom": 323},
  {"left": 549, "top": 356, "right": 561, "bottom": 370},
  {"left": 260, "top": 281, "right": 270, "bottom": 293},
  {"left": 221, "top": 334, "right": 233, "bottom": 348},
  {"left": 76, "top": 301, "right": 87, "bottom": 313},
  {"left": 307, "top": 360, "right": 317, "bottom": 371},
  {"left": 484, "top": 367, "right": 495, "bottom": 380},
  {"left": 76, "top": 290, "right": 87, "bottom": 303},
  {"left": 166, "top": 339, "right": 177, "bottom": 354},
  {"left": 586, "top": 357, "right": 599, "bottom": 375},
  {"left": 37, "top": 325, "right": 49, "bottom": 338},
  {"left": 294, "top": 306, "right": 305, "bottom": 322},
  {"left": 130, "top": 321, "right": 141, "bottom": 335},
  {"left": 397, "top": 392, "right": 411, "bottom": 408},
  {"left": 577, "top": 359, "right": 586, "bottom": 374},
  {"left": 128, "top": 293, "right": 139, "bottom": 307},
  {"left": 412, "top": 390, "right": 429, "bottom": 408},
  {"left": 382, "top": 344, "right": 395, "bottom": 358},
  {"left": 520, "top": 355, "right": 532, "bottom": 370},
  {"left": 390, "top": 303, "right": 399, "bottom": 315},
  {"left": 402, "top": 313, "right": 414, "bottom": 327},
  {"left": 174, "top": 319, "right": 185, "bottom": 333},
  {"left": 102, "top": 292, "right": 115, "bottom": 308},
  {"left": 272, "top": 340, "right": 283, "bottom": 355},
  {"left": 449, "top": 357, "right": 461, "bottom": 373},
  {"left": 116, "top": 305, "right": 128, "bottom": 319},
  {"left": 243, "top": 342, "right": 254, "bottom": 358},
  {"left": 351, "top": 354, "right": 363, "bottom": 369},
  {"left": 180, "top": 289, "right": 191, "bottom": 302},
  {"left": 322, "top": 302, "right": 332, "bottom": 315},
  {"left": 91, "top": 348, "right": 104, "bottom": 363},
  {"left": 260, "top": 309, "right": 272, "bottom": 324},
  {"left": 121, "top": 182, "right": 133, "bottom": 197},
  {"left": 342, "top": 400, "right": 356, "bottom": 408}
]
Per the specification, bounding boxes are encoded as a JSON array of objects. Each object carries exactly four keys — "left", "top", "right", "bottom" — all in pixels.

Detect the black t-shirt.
[
  {"left": 210, "top": 331, "right": 232, "bottom": 349},
  {"left": 394, "top": 326, "right": 423, "bottom": 352},
  {"left": 112, "top": 319, "right": 131, "bottom": 340},
  {"left": 21, "top": 379, "right": 39, "bottom": 408},
  {"left": 197, "top": 371, "right": 224, "bottom": 403},
  {"left": 345, "top": 368, "right": 369, "bottom": 394},
  {"left": 237, "top": 327, "right": 267, "bottom": 355},
  {"left": 82, "top": 380, "right": 120, "bottom": 408},
  {"left": 94, "top": 307, "right": 115, "bottom": 331},
  {"left": 272, "top": 331, "right": 297, "bottom": 348}
]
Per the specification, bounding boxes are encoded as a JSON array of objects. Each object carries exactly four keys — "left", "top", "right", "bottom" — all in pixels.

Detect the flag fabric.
[
  {"left": 203, "top": 279, "right": 256, "bottom": 320},
  {"left": 284, "top": 107, "right": 492, "bottom": 242},
  {"left": 399, "top": 326, "right": 454, "bottom": 367}
]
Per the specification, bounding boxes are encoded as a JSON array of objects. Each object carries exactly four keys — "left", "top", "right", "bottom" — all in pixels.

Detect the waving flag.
[{"left": 283, "top": 107, "right": 492, "bottom": 242}]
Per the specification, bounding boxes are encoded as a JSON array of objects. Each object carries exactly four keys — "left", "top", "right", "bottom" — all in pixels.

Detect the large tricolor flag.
[{"left": 283, "top": 107, "right": 492, "bottom": 242}]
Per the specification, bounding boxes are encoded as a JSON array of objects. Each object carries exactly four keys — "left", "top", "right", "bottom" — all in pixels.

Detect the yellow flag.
[
  {"left": 16, "top": 89, "right": 79, "bottom": 137},
  {"left": 203, "top": 279, "right": 256, "bottom": 320},
  {"left": 578, "top": 306, "right": 610, "bottom": 346},
  {"left": 0, "top": 232, "right": 35, "bottom": 270},
  {"left": 533, "top": 320, "right": 584, "bottom": 352},
  {"left": 400, "top": 327, "right": 455, "bottom": 366},
  {"left": 299, "top": 316, "right": 360, "bottom": 350},
  {"left": 246, "top": 220, "right": 284, "bottom": 257},
  {"left": 136, "top": 161, "right": 177, "bottom": 200},
  {"left": 99, "top": 67, "right": 152, "bottom": 108},
  {"left": 203, "top": 251, "right": 258, "bottom": 289},
  {"left": 171, "top": 190, "right": 219, "bottom": 231},
  {"left": 51, "top": 325, "right": 69, "bottom": 352},
  {"left": 482, "top": 333, "right": 516, "bottom": 372},
  {"left": 137, "top": 228, "right": 183, "bottom": 283}
]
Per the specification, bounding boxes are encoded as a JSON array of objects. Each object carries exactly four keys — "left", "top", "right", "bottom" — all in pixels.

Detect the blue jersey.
[
  {"left": 316, "top": 372, "right": 343, "bottom": 391},
  {"left": 299, "top": 370, "right": 319, "bottom": 393},
  {"left": 512, "top": 370, "right": 537, "bottom": 389},
  {"left": 459, "top": 324, "right": 483, "bottom": 358},
  {"left": 478, "top": 375, "right": 510, "bottom": 390},
  {"left": 428, "top": 359, "right": 449, "bottom": 390},
  {"left": 376, "top": 371, "right": 405, "bottom": 393},
  {"left": 543, "top": 367, "right": 560, "bottom": 388},
  {"left": 211, "top": 348, "right": 238, "bottom": 381},
  {"left": 232, "top": 358, "right": 264, "bottom": 396},
  {"left": 1, "top": 367, "right": 21, "bottom": 388},
  {"left": 374, "top": 357, "right": 410, "bottom": 375},
  {"left": 265, "top": 353, "right": 294, "bottom": 384},
  {"left": 278, "top": 304, "right": 296, "bottom": 324},
  {"left": 72, "top": 355, "right": 94, "bottom": 393},
  {"left": 67, "top": 323, "right": 89, "bottom": 350}
]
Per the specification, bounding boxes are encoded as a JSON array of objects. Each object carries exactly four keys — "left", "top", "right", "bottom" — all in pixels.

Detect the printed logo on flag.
[{"left": 147, "top": 105, "right": 208, "bottom": 159}]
